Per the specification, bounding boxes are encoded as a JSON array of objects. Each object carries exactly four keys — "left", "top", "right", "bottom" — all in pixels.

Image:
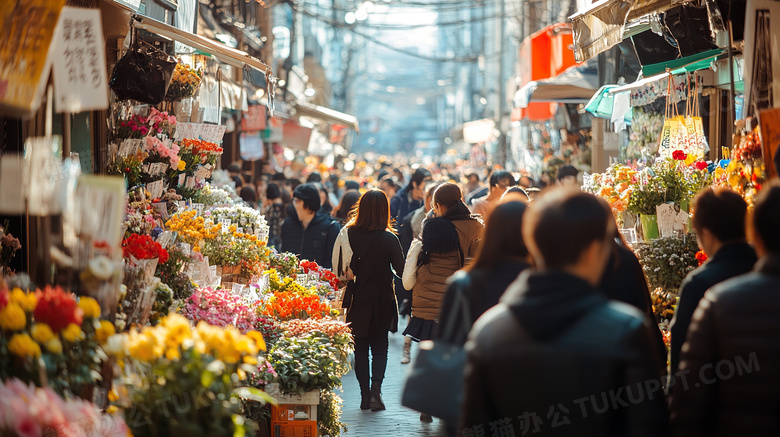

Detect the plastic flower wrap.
[{"left": 0, "top": 378, "right": 129, "bottom": 437}]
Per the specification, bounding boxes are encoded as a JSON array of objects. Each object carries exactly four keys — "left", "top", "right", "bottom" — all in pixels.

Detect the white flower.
[
  {"left": 103, "top": 333, "right": 127, "bottom": 356},
  {"left": 89, "top": 256, "right": 114, "bottom": 281}
]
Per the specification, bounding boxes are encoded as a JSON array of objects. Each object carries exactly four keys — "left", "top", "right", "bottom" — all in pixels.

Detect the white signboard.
[
  {"left": 174, "top": 122, "right": 227, "bottom": 143},
  {"left": 52, "top": 7, "right": 109, "bottom": 113}
]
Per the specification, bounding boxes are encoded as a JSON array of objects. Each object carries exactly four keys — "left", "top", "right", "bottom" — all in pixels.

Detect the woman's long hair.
[
  {"left": 466, "top": 201, "right": 529, "bottom": 272},
  {"left": 418, "top": 217, "right": 463, "bottom": 267},
  {"left": 333, "top": 190, "right": 361, "bottom": 223},
  {"left": 346, "top": 189, "right": 395, "bottom": 233}
]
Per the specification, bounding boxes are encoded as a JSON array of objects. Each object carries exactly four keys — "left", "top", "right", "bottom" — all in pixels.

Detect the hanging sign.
[
  {"left": 0, "top": 0, "right": 65, "bottom": 117},
  {"left": 52, "top": 7, "right": 109, "bottom": 113},
  {"left": 174, "top": 122, "right": 227, "bottom": 143}
]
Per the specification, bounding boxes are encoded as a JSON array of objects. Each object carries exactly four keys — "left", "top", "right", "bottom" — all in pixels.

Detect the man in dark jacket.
[
  {"left": 668, "top": 188, "right": 756, "bottom": 378},
  {"left": 280, "top": 184, "right": 340, "bottom": 268},
  {"left": 670, "top": 181, "right": 780, "bottom": 436},
  {"left": 390, "top": 168, "right": 431, "bottom": 226},
  {"left": 461, "top": 189, "right": 669, "bottom": 436}
]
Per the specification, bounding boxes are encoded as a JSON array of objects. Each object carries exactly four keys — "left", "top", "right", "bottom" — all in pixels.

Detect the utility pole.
[{"left": 497, "top": 0, "right": 507, "bottom": 167}]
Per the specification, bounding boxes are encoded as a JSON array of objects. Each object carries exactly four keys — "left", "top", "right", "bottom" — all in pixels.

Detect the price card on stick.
[
  {"left": 232, "top": 283, "right": 245, "bottom": 295},
  {"left": 147, "top": 180, "right": 165, "bottom": 201},
  {"left": 656, "top": 204, "right": 677, "bottom": 238}
]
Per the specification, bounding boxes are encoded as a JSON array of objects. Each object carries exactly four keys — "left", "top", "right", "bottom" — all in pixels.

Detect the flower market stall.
[
  {"left": 0, "top": 87, "right": 355, "bottom": 437},
  {"left": 584, "top": 113, "right": 772, "bottom": 353}
]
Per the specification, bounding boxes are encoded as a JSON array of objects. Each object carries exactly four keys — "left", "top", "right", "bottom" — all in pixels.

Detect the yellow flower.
[
  {"left": 108, "top": 389, "right": 119, "bottom": 402},
  {"left": 31, "top": 323, "right": 55, "bottom": 343},
  {"left": 246, "top": 331, "right": 266, "bottom": 351},
  {"left": 229, "top": 224, "right": 237, "bottom": 233},
  {"left": 178, "top": 160, "right": 186, "bottom": 171},
  {"left": 44, "top": 338, "right": 63, "bottom": 354},
  {"left": 0, "top": 302, "right": 27, "bottom": 331},
  {"left": 193, "top": 246, "right": 201, "bottom": 253},
  {"left": 106, "top": 405, "right": 119, "bottom": 415},
  {"left": 61, "top": 323, "right": 85, "bottom": 342},
  {"left": 165, "top": 347, "right": 181, "bottom": 361},
  {"left": 8, "top": 333, "right": 41, "bottom": 358},
  {"left": 243, "top": 355, "right": 258, "bottom": 366},
  {"left": 10, "top": 288, "right": 37, "bottom": 312},
  {"left": 96, "top": 320, "right": 116, "bottom": 343},
  {"left": 78, "top": 297, "right": 101, "bottom": 318}
]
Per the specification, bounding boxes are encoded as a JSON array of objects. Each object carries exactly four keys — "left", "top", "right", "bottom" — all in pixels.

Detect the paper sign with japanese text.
[{"left": 52, "top": 7, "right": 108, "bottom": 113}]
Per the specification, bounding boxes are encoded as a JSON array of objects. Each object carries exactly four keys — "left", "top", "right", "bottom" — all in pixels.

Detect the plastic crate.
[
  {"left": 271, "top": 404, "right": 317, "bottom": 422},
  {"left": 271, "top": 420, "right": 317, "bottom": 437}
]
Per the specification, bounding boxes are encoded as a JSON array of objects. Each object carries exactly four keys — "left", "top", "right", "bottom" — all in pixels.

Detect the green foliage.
[
  {"left": 156, "top": 244, "right": 195, "bottom": 300},
  {"left": 318, "top": 390, "right": 348, "bottom": 437},
  {"left": 259, "top": 332, "right": 351, "bottom": 395},
  {"left": 634, "top": 234, "right": 700, "bottom": 292}
]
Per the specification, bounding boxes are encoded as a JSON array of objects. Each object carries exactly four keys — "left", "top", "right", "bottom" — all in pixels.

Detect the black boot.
[
  {"left": 370, "top": 385, "right": 385, "bottom": 411},
  {"left": 360, "top": 390, "right": 371, "bottom": 410}
]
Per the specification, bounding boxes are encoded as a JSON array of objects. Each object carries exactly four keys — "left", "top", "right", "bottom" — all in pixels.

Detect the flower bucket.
[{"left": 640, "top": 214, "right": 659, "bottom": 242}]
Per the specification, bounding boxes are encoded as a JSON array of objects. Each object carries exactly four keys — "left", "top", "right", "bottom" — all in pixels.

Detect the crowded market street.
[{"left": 2, "top": 1, "right": 780, "bottom": 437}]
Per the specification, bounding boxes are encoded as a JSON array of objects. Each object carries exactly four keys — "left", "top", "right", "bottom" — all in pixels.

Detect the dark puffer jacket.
[
  {"left": 280, "top": 211, "right": 340, "bottom": 268},
  {"left": 670, "top": 254, "right": 780, "bottom": 437},
  {"left": 461, "top": 270, "right": 670, "bottom": 436}
]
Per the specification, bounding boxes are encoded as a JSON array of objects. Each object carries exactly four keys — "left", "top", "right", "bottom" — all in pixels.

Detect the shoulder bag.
[{"left": 401, "top": 273, "right": 472, "bottom": 425}]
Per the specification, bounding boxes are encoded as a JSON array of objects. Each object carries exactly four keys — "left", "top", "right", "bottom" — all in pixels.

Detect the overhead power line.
[{"left": 296, "top": 7, "right": 485, "bottom": 62}]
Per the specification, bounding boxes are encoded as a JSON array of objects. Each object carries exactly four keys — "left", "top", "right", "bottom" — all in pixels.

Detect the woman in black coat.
[{"left": 332, "top": 189, "right": 404, "bottom": 412}]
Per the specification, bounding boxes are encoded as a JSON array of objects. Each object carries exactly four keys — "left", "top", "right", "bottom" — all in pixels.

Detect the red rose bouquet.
[
  {"left": 33, "top": 286, "right": 83, "bottom": 333},
  {"left": 122, "top": 234, "right": 169, "bottom": 263}
]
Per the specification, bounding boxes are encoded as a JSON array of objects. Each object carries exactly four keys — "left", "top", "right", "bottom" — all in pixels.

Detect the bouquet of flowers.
[
  {"left": 166, "top": 61, "right": 203, "bottom": 100},
  {"left": 150, "top": 280, "right": 173, "bottom": 326},
  {"left": 106, "top": 313, "right": 267, "bottom": 437},
  {"left": 268, "top": 251, "right": 300, "bottom": 279},
  {"left": 180, "top": 138, "right": 223, "bottom": 168},
  {"left": 207, "top": 205, "right": 266, "bottom": 232},
  {"left": 300, "top": 261, "right": 340, "bottom": 295},
  {"left": 155, "top": 243, "right": 196, "bottom": 300},
  {"left": 259, "top": 291, "right": 332, "bottom": 321},
  {"left": 124, "top": 192, "right": 158, "bottom": 237},
  {"left": 192, "top": 184, "right": 237, "bottom": 207},
  {"left": 115, "top": 108, "right": 176, "bottom": 140},
  {"left": 183, "top": 286, "right": 266, "bottom": 333},
  {"left": 0, "top": 287, "right": 111, "bottom": 396},
  {"left": 635, "top": 234, "right": 699, "bottom": 292},
  {"left": 107, "top": 150, "right": 146, "bottom": 189},
  {"left": 144, "top": 135, "right": 181, "bottom": 170},
  {"left": 0, "top": 224, "right": 21, "bottom": 274},
  {"left": 122, "top": 234, "right": 169, "bottom": 264},
  {"left": 583, "top": 164, "right": 637, "bottom": 219},
  {"left": 165, "top": 209, "right": 221, "bottom": 249},
  {"left": 0, "top": 378, "right": 129, "bottom": 437},
  {"left": 201, "top": 230, "right": 269, "bottom": 279}
]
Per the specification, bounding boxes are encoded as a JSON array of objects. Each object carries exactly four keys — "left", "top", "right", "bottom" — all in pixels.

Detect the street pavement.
[{"left": 338, "top": 317, "right": 449, "bottom": 436}]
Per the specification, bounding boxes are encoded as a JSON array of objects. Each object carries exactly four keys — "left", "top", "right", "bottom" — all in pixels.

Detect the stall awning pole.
[{"left": 132, "top": 15, "right": 274, "bottom": 79}]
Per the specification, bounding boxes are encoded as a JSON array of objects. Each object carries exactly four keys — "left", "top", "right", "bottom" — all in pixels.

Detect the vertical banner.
[
  {"left": 52, "top": 7, "right": 109, "bottom": 113},
  {"left": 759, "top": 107, "right": 780, "bottom": 179},
  {"left": 0, "top": 0, "right": 66, "bottom": 117}
]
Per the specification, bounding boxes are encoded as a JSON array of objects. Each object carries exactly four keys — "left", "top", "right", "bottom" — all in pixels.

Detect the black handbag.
[
  {"left": 401, "top": 276, "right": 472, "bottom": 425},
  {"left": 109, "top": 30, "right": 177, "bottom": 105}
]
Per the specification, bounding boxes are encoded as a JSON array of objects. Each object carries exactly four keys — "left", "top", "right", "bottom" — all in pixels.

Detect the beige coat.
[{"left": 403, "top": 218, "right": 484, "bottom": 321}]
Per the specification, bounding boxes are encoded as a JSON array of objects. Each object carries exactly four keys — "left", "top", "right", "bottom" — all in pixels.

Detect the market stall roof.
[
  {"left": 131, "top": 14, "right": 273, "bottom": 78},
  {"left": 570, "top": 0, "right": 681, "bottom": 62},
  {"left": 609, "top": 50, "right": 725, "bottom": 94},
  {"left": 514, "top": 61, "right": 599, "bottom": 108},
  {"left": 293, "top": 102, "right": 359, "bottom": 133}
]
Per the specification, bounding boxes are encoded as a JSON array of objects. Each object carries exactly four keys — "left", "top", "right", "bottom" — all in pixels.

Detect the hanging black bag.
[
  {"left": 109, "top": 29, "right": 177, "bottom": 105},
  {"left": 401, "top": 275, "right": 472, "bottom": 425}
]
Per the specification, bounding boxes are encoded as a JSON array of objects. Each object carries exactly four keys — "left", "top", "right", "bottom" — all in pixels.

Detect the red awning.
[{"left": 515, "top": 23, "right": 581, "bottom": 122}]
